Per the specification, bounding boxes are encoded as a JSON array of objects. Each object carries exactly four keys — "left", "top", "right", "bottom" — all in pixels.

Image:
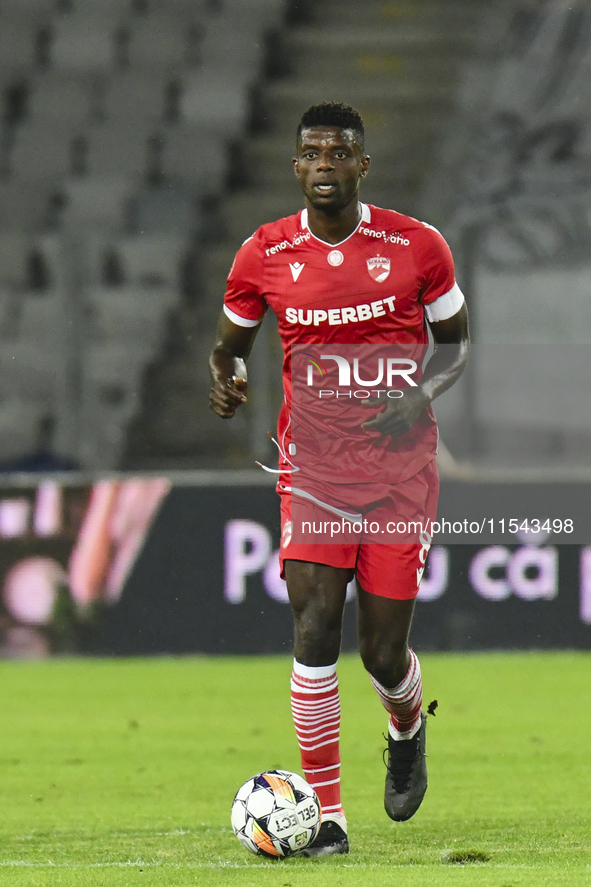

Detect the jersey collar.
[{"left": 300, "top": 203, "right": 371, "bottom": 246}]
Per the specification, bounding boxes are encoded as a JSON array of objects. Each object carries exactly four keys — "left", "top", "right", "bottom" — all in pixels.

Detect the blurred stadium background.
[
  {"left": 1, "top": 0, "right": 590, "bottom": 473},
  {"left": 0, "top": 0, "right": 590, "bottom": 658}
]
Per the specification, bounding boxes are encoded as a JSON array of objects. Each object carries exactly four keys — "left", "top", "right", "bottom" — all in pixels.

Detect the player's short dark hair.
[{"left": 296, "top": 102, "right": 365, "bottom": 149}]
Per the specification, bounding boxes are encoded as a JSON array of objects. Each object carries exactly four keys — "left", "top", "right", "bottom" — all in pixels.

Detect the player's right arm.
[
  {"left": 209, "top": 313, "right": 260, "bottom": 418},
  {"left": 210, "top": 231, "right": 266, "bottom": 418}
]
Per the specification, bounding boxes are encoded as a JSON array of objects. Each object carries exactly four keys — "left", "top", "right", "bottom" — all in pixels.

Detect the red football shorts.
[{"left": 278, "top": 459, "right": 439, "bottom": 600}]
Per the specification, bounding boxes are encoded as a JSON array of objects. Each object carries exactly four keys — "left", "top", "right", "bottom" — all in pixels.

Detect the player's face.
[{"left": 293, "top": 127, "right": 370, "bottom": 213}]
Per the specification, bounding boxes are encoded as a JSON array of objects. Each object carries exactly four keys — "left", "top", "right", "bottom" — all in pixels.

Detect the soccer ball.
[{"left": 231, "top": 769, "right": 321, "bottom": 858}]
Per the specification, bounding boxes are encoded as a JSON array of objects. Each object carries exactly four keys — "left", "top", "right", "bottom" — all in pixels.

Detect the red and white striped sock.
[
  {"left": 290, "top": 660, "right": 345, "bottom": 821},
  {"left": 371, "top": 648, "right": 423, "bottom": 740}
]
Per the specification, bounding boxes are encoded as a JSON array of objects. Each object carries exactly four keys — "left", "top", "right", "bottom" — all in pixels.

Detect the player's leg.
[
  {"left": 357, "top": 588, "right": 420, "bottom": 721},
  {"left": 286, "top": 559, "right": 351, "bottom": 666},
  {"left": 284, "top": 559, "right": 352, "bottom": 856},
  {"left": 356, "top": 459, "right": 437, "bottom": 821},
  {"left": 356, "top": 547, "right": 428, "bottom": 823}
]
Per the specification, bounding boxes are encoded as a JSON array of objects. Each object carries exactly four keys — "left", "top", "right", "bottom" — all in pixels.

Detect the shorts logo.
[
  {"left": 416, "top": 530, "right": 432, "bottom": 585},
  {"left": 367, "top": 256, "right": 391, "bottom": 283},
  {"left": 282, "top": 520, "right": 292, "bottom": 548}
]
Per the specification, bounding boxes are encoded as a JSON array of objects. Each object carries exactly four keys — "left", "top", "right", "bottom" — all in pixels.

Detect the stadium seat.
[
  {"left": 0, "top": 0, "right": 57, "bottom": 15},
  {"left": 177, "top": 1, "right": 286, "bottom": 134},
  {"left": 0, "top": 397, "right": 47, "bottom": 462},
  {"left": 550, "top": 41, "right": 591, "bottom": 120},
  {"left": 0, "top": 233, "right": 37, "bottom": 290},
  {"left": 0, "top": 77, "right": 29, "bottom": 135},
  {"left": 143, "top": 0, "right": 219, "bottom": 16},
  {"left": 70, "top": 234, "right": 120, "bottom": 286},
  {"left": 0, "top": 340, "right": 59, "bottom": 401},
  {"left": 84, "top": 283, "right": 175, "bottom": 349},
  {"left": 101, "top": 71, "right": 172, "bottom": 123},
  {"left": 27, "top": 235, "right": 64, "bottom": 290},
  {"left": 178, "top": 73, "right": 252, "bottom": 136},
  {"left": 81, "top": 122, "right": 154, "bottom": 177},
  {"left": 114, "top": 234, "right": 188, "bottom": 288},
  {"left": 8, "top": 122, "right": 78, "bottom": 180},
  {"left": 0, "top": 285, "right": 19, "bottom": 337},
  {"left": 214, "top": 0, "right": 286, "bottom": 31},
  {"left": 122, "top": 18, "right": 200, "bottom": 69},
  {"left": 60, "top": 0, "right": 138, "bottom": 18},
  {"left": 82, "top": 340, "right": 151, "bottom": 392},
  {"left": 49, "top": 20, "right": 117, "bottom": 71},
  {"left": 59, "top": 176, "right": 137, "bottom": 231},
  {"left": 0, "top": 180, "right": 53, "bottom": 232},
  {"left": 156, "top": 123, "right": 228, "bottom": 190},
  {"left": 131, "top": 184, "right": 200, "bottom": 235},
  {"left": 79, "top": 340, "right": 156, "bottom": 467},
  {"left": 26, "top": 72, "right": 100, "bottom": 124},
  {"left": 17, "top": 288, "right": 67, "bottom": 342},
  {"left": 0, "top": 24, "right": 43, "bottom": 69}
]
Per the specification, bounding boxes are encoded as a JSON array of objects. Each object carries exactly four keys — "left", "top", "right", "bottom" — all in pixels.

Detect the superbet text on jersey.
[{"left": 223, "top": 203, "right": 464, "bottom": 486}]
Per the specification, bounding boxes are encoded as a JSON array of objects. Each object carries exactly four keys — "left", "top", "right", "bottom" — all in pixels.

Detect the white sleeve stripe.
[
  {"left": 223, "top": 305, "right": 261, "bottom": 327},
  {"left": 425, "top": 282, "right": 465, "bottom": 323}
]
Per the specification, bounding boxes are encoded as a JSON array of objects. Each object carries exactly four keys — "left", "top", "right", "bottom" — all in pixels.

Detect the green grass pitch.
[{"left": 0, "top": 652, "right": 589, "bottom": 886}]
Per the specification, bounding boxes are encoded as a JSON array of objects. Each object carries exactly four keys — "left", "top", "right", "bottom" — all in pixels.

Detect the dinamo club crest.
[{"left": 367, "top": 256, "right": 391, "bottom": 283}]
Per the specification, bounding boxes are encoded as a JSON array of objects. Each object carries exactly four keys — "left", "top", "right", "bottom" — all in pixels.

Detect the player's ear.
[
  {"left": 360, "top": 154, "right": 371, "bottom": 178},
  {"left": 293, "top": 156, "right": 300, "bottom": 177}
]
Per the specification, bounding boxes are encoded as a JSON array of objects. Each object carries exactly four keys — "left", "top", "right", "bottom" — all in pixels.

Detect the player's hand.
[
  {"left": 209, "top": 350, "right": 248, "bottom": 418},
  {"left": 360, "top": 387, "right": 430, "bottom": 437},
  {"left": 210, "top": 374, "right": 248, "bottom": 418}
]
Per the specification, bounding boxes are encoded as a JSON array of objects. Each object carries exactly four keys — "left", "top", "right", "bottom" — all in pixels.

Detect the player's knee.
[
  {"left": 294, "top": 607, "right": 341, "bottom": 645},
  {"left": 292, "top": 601, "right": 343, "bottom": 662},
  {"left": 359, "top": 638, "right": 408, "bottom": 688},
  {"left": 291, "top": 589, "right": 342, "bottom": 631}
]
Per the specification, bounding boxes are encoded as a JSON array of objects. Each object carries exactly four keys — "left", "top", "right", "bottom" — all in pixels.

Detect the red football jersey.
[{"left": 223, "top": 203, "right": 463, "bottom": 486}]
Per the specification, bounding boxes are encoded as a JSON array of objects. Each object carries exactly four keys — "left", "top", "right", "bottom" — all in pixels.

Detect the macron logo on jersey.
[
  {"left": 285, "top": 296, "right": 396, "bottom": 327},
  {"left": 289, "top": 262, "right": 305, "bottom": 282}
]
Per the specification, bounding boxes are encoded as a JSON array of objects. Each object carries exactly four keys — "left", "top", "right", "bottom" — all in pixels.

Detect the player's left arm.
[{"left": 361, "top": 302, "right": 470, "bottom": 437}]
